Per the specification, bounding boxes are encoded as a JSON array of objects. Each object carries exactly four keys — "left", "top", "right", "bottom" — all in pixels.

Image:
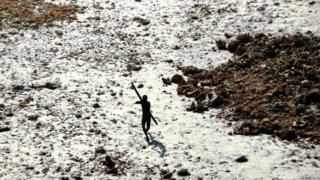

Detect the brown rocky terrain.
[{"left": 169, "top": 32, "right": 320, "bottom": 144}]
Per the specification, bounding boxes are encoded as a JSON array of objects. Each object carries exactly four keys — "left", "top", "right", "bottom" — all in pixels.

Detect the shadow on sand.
[{"left": 148, "top": 134, "right": 166, "bottom": 157}]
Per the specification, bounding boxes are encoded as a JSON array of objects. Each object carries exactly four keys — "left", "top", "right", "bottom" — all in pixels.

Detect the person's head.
[{"left": 142, "top": 95, "right": 148, "bottom": 101}]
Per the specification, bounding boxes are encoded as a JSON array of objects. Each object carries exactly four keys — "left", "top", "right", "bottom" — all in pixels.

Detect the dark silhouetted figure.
[{"left": 135, "top": 95, "right": 151, "bottom": 141}]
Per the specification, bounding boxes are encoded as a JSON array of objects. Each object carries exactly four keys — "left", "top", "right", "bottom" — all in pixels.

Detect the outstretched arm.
[{"left": 135, "top": 101, "right": 141, "bottom": 104}]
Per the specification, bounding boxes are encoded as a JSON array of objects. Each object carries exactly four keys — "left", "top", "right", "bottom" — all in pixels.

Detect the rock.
[
  {"left": 95, "top": 147, "right": 106, "bottom": 154},
  {"left": 0, "top": 127, "right": 10, "bottom": 132},
  {"left": 216, "top": 39, "right": 227, "bottom": 50},
  {"left": 36, "top": 122, "right": 42, "bottom": 129},
  {"left": 171, "top": 74, "right": 185, "bottom": 84},
  {"left": 133, "top": 17, "right": 150, "bottom": 25},
  {"left": 75, "top": 113, "right": 82, "bottom": 118},
  {"left": 235, "top": 155, "right": 248, "bottom": 163},
  {"left": 71, "top": 171, "right": 82, "bottom": 180},
  {"left": 93, "top": 103, "right": 100, "bottom": 108},
  {"left": 257, "top": 7, "right": 265, "bottom": 11},
  {"left": 0, "top": 104, "right": 5, "bottom": 108},
  {"left": 224, "top": 33, "right": 233, "bottom": 39},
  {"left": 5, "top": 111, "right": 13, "bottom": 117},
  {"left": 12, "top": 85, "right": 24, "bottom": 91},
  {"left": 164, "top": 59, "right": 173, "bottom": 63},
  {"left": 160, "top": 169, "right": 173, "bottom": 179},
  {"left": 162, "top": 78, "right": 172, "bottom": 85},
  {"left": 309, "top": 1, "right": 316, "bottom": 5},
  {"left": 163, "top": 172, "right": 173, "bottom": 179},
  {"left": 44, "top": 82, "right": 60, "bottom": 90},
  {"left": 177, "top": 168, "right": 190, "bottom": 176},
  {"left": 28, "top": 114, "right": 39, "bottom": 121},
  {"left": 55, "top": 30, "right": 63, "bottom": 36},
  {"left": 127, "top": 62, "right": 141, "bottom": 71},
  {"left": 137, "top": 84, "right": 143, "bottom": 88}
]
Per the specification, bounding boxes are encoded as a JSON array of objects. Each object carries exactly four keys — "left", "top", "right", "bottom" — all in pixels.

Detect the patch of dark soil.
[
  {"left": 168, "top": 33, "right": 320, "bottom": 144},
  {"left": 0, "top": 0, "right": 83, "bottom": 30}
]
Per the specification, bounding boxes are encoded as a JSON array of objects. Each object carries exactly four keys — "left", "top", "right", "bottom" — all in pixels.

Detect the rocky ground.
[{"left": 0, "top": 0, "right": 320, "bottom": 179}]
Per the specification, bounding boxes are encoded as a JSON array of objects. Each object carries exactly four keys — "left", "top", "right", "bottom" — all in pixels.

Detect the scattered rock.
[
  {"left": 55, "top": 30, "right": 63, "bottom": 36},
  {"left": 44, "top": 82, "right": 60, "bottom": 90},
  {"left": 162, "top": 78, "right": 172, "bottom": 85},
  {"left": 133, "top": 17, "right": 150, "bottom": 25},
  {"left": 160, "top": 169, "right": 173, "bottom": 179},
  {"left": 0, "top": 127, "right": 10, "bottom": 132},
  {"left": 28, "top": 114, "right": 39, "bottom": 121},
  {"left": 224, "top": 33, "right": 233, "bottom": 39},
  {"left": 12, "top": 85, "right": 24, "bottom": 91},
  {"left": 75, "top": 113, "right": 82, "bottom": 118},
  {"left": 93, "top": 103, "right": 100, "bottom": 108},
  {"left": 95, "top": 147, "right": 106, "bottom": 154},
  {"left": 71, "top": 171, "right": 82, "bottom": 180},
  {"left": 177, "top": 168, "right": 190, "bottom": 176},
  {"left": 127, "top": 62, "right": 142, "bottom": 71},
  {"left": 309, "top": 1, "right": 316, "bottom": 5},
  {"left": 235, "top": 155, "right": 248, "bottom": 163},
  {"left": 164, "top": 59, "right": 174, "bottom": 63}
]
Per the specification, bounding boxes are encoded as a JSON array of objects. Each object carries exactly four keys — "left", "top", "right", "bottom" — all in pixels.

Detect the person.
[{"left": 135, "top": 95, "right": 151, "bottom": 141}]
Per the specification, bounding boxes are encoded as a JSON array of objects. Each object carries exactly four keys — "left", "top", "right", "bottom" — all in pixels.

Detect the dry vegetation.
[
  {"left": 0, "top": 0, "right": 81, "bottom": 29},
  {"left": 168, "top": 33, "right": 320, "bottom": 144}
]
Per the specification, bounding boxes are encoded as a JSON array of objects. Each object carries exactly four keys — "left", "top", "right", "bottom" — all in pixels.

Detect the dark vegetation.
[{"left": 167, "top": 32, "right": 320, "bottom": 144}]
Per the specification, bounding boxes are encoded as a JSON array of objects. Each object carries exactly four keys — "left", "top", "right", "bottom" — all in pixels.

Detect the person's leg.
[
  {"left": 142, "top": 119, "right": 149, "bottom": 141},
  {"left": 146, "top": 117, "right": 151, "bottom": 132}
]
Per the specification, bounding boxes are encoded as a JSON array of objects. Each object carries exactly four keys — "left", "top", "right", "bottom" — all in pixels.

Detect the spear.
[{"left": 131, "top": 82, "right": 158, "bottom": 125}]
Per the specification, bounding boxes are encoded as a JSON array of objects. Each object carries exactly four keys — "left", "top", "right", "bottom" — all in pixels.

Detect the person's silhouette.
[{"left": 135, "top": 95, "right": 151, "bottom": 141}]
